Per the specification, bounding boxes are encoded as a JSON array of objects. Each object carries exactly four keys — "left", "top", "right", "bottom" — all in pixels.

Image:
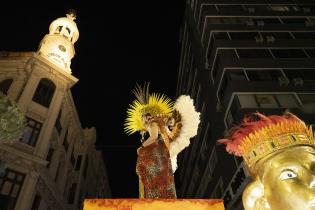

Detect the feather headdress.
[
  {"left": 218, "top": 112, "right": 315, "bottom": 174},
  {"left": 124, "top": 83, "right": 174, "bottom": 135}
]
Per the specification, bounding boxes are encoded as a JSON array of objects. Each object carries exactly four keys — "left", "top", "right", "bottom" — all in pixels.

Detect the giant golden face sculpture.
[
  {"left": 243, "top": 146, "right": 315, "bottom": 210},
  {"left": 219, "top": 112, "right": 315, "bottom": 210}
]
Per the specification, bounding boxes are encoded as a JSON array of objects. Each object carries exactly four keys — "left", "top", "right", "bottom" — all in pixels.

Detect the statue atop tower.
[{"left": 37, "top": 9, "right": 79, "bottom": 73}]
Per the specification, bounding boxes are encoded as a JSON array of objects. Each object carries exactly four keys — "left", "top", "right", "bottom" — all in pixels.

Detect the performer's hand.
[{"left": 137, "top": 146, "right": 143, "bottom": 154}]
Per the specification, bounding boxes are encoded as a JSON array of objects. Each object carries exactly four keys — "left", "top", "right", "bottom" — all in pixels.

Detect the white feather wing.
[{"left": 170, "top": 95, "right": 200, "bottom": 172}]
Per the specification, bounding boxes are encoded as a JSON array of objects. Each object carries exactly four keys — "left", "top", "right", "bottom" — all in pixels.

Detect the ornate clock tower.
[
  {"left": 0, "top": 10, "right": 111, "bottom": 210},
  {"left": 37, "top": 10, "right": 79, "bottom": 73}
]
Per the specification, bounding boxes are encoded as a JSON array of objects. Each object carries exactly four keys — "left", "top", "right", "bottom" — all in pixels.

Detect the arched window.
[
  {"left": 32, "top": 78, "right": 56, "bottom": 108},
  {"left": 65, "top": 27, "right": 71, "bottom": 35},
  {"left": 0, "top": 78, "right": 13, "bottom": 95},
  {"left": 54, "top": 25, "right": 63, "bottom": 34}
]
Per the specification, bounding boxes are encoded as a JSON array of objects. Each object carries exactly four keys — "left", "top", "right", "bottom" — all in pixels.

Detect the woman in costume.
[
  {"left": 124, "top": 83, "right": 200, "bottom": 198},
  {"left": 219, "top": 112, "right": 315, "bottom": 210}
]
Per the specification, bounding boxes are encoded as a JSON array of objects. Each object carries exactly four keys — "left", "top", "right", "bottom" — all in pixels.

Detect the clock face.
[{"left": 58, "top": 44, "right": 66, "bottom": 52}]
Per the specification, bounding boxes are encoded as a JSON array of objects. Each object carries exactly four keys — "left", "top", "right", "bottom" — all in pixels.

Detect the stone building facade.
[{"left": 0, "top": 11, "right": 111, "bottom": 210}]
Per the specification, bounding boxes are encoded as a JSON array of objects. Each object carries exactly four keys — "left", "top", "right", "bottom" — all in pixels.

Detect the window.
[
  {"left": 237, "top": 94, "right": 258, "bottom": 108},
  {"left": 70, "top": 152, "right": 75, "bottom": 168},
  {"left": 223, "top": 191, "right": 232, "bottom": 207},
  {"left": 261, "top": 32, "right": 293, "bottom": 40},
  {"left": 55, "top": 110, "right": 62, "bottom": 135},
  {"left": 226, "top": 111, "right": 234, "bottom": 127},
  {"left": 83, "top": 156, "right": 88, "bottom": 179},
  {"left": 63, "top": 129, "right": 69, "bottom": 152},
  {"left": 253, "top": 18, "right": 281, "bottom": 24},
  {"left": 78, "top": 190, "right": 84, "bottom": 208},
  {"left": 63, "top": 27, "right": 71, "bottom": 39},
  {"left": 246, "top": 69, "right": 282, "bottom": 81},
  {"left": 213, "top": 32, "right": 230, "bottom": 40},
  {"left": 292, "top": 32, "right": 315, "bottom": 40},
  {"left": 211, "top": 177, "right": 223, "bottom": 198},
  {"left": 276, "top": 94, "right": 299, "bottom": 108},
  {"left": 55, "top": 161, "right": 65, "bottom": 183},
  {"left": 207, "top": 36, "right": 215, "bottom": 58},
  {"left": 269, "top": 5, "right": 290, "bottom": 12},
  {"left": 301, "top": 6, "right": 315, "bottom": 13},
  {"left": 271, "top": 49, "right": 307, "bottom": 58},
  {"left": 230, "top": 97, "right": 240, "bottom": 117},
  {"left": 20, "top": 117, "right": 42, "bottom": 146},
  {"left": 65, "top": 27, "right": 71, "bottom": 35},
  {"left": 243, "top": 5, "right": 269, "bottom": 13},
  {"left": 31, "top": 193, "right": 41, "bottom": 210},
  {"left": 255, "top": 95, "right": 278, "bottom": 108},
  {"left": 237, "top": 49, "right": 272, "bottom": 59},
  {"left": 208, "top": 17, "right": 250, "bottom": 25},
  {"left": 305, "top": 49, "right": 315, "bottom": 58},
  {"left": 231, "top": 167, "right": 246, "bottom": 194},
  {"left": 191, "top": 71, "right": 198, "bottom": 98},
  {"left": 55, "top": 26, "right": 63, "bottom": 34},
  {"left": 200, "top": 123, "right": 210, "bottom": 160},
  {"left": 68, "top": 183, "right": 77, "bottom": 204},
  {"left": 229, "top": 32, "right": 259, "bottom": 40},
  {"left": 46, "top": 146, "right": 54, "bottom": 168},
  {"left": 284, "top": 69, "right": 315, "bottom": 81},
  {"left": 187, "top": 69, "right": 194, "bottom": 93},
  {"left": 75, "top": 155, "right": 82, "bottom": 171},
  {"left": 227, "top": 69, "right": 247, "bottom": 81},
  {"left": 0, "top": 79, "right": 13, "bottom": 95},
  {"left": 211, "top": 53, "right": 228, "bottom": 78},
  {"left": 195, "top": 85, "right": 202, "bottom": 110},
  {"left": 0, "top": 161, "right": 5, "bottom": 177},
  {"left": 32, "top": 78, "right": 56, "bottom": 108},
  {"left": 208, "top": 146, "right": 218, "bottom": 175},
  {"left": 218, "top": 76, "right": 228, "bottom": 101},
  {"left": 281, "top": 18, "right": 307, "bottom": 24},
  {"left": 0, "top": 169, "right": 25, "bottom": 210},
  {"left": 217, "top": 5, "right": 245, "bottom": 13},
  {"left": 199, "top": 5, "right": 217, "bottom": 29},
  {"left": 55, "top": 162, "right": 61, "bottom": 182},
  {"left": 298, "top": 94, "right": 315, "bottom": 104}
]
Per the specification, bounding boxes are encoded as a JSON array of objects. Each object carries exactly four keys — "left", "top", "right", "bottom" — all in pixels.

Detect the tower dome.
[
  {"left": 48, "top": 10, "right": 79, "bottom": 44},
  {"left": 37, "top": 10, "right": 79, "bottom": 73}
]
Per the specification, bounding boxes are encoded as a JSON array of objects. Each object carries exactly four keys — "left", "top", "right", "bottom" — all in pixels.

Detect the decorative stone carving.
[{"left": 0, "top": 93, "right": 26, "bottom": 143}]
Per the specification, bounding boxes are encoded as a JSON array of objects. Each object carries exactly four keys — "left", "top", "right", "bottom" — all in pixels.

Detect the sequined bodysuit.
[{"left": 136, "top": 135, "right": 176, "bottom": 198}]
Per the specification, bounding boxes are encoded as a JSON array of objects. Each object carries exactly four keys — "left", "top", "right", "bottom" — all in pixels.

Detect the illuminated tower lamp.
[{"left": 37, "top": 9, "right": 79, "bottom": 73}]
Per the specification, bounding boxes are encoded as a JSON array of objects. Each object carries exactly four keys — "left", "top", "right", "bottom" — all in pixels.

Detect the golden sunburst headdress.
[{"left": 124, "top": 83, "right": 174, "bottom": 135}]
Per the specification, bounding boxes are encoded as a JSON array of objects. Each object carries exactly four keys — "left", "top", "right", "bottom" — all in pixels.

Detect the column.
[
  {"left": 14, "top": 171, "right": 38, "bottom": 210},
  {"left": 35, "top": 88, "right": 65, "bottom": 158},
  {"left": 17, "top": 72, "right": 40, "bottom": 113}
]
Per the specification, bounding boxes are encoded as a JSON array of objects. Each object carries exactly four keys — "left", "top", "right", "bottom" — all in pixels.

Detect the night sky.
[{"left": 0, "top": 3, "right": 185, "bottom": 197}]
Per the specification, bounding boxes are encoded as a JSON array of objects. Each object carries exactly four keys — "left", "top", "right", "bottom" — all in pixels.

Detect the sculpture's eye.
[{"left": 280, "top": 170, "right": 297, "bottom": 181}]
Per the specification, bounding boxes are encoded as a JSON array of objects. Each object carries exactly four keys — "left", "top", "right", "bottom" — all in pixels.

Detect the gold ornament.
[{"left": 220, "top": 112, "right": 315, "bottom": 210}]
